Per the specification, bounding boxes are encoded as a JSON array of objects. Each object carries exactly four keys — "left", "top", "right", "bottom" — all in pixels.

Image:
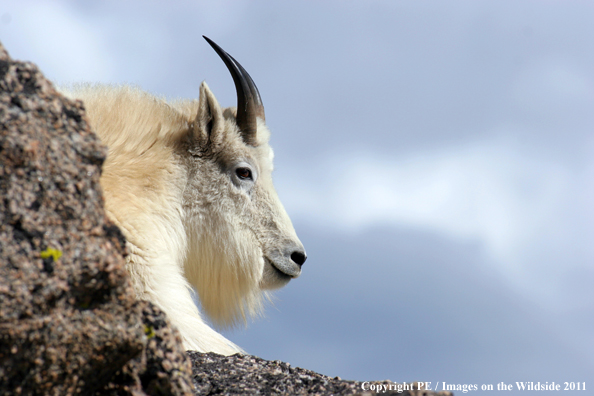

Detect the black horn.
[{"left": 203, "top": 36, "right": 265, "bottom": 146}]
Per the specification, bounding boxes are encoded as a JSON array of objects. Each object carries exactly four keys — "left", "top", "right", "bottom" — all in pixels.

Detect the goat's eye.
[{"left": 236, "top": 167, "right": 252, "bottom": 180}]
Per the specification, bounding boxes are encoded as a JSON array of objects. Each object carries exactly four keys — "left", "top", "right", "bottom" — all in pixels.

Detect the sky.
[{"left": 1, "top": 1, "right": 592, "bottom": 394}]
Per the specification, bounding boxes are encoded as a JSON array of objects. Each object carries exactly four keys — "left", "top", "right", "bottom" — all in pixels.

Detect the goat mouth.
[{"left": 265, "top": 257, "right": 300, "bottom": 279}]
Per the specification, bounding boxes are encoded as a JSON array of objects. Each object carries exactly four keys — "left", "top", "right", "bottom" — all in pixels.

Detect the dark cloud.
[{"left": 226, "top": 224, "right": 592, "bottom": 387}]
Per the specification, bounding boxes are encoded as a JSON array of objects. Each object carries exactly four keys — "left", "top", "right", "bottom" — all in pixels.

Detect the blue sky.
[{"left": 2, "top": 1, "right": 592, "bottom": 394}]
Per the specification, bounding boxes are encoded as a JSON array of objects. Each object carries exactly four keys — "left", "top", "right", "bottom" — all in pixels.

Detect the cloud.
[
  {"left": 283, "top": 138, "right": 569, "bottom": 257},
  {"left": 512, "top": 59, "right": 594, "bottom": 116},
  {"left": 0, "top": 1, "right": 116, "bottom": 83},
  {"left": 228, "top": 224, "right": 594, "bottom": 382},
  {"left": 277, "top": 136, "right": 593, "bottom": 310}
]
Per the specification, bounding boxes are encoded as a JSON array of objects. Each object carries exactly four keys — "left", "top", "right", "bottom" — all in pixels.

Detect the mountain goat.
[{"left": 64, "top": 37, "right": 306, "bottom": 355}]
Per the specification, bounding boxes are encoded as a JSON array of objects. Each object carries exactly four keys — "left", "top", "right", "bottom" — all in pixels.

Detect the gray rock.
[
  {"left": 0, "top": 42, "right": 193, "bottom": 395},
  {"left": 188, "top": 352, "right": 452, "bottom": 395}
]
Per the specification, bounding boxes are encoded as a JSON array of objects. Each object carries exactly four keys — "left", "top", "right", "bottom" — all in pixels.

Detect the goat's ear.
[{"left": 193, "top": 81, "right": 224, "bottom": 148}]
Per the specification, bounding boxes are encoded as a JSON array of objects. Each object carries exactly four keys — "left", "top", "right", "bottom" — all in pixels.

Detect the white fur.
[{"left": 62, "top": 82, "right": 304, "bottom": 355}]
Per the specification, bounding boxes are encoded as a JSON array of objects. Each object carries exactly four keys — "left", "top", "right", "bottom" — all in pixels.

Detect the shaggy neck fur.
[
  {"left": 67, "top": 85, "right": 227, "bottom": 352},
  {"left": 62, "top": 82, "right": 302, "bottom": 355}
]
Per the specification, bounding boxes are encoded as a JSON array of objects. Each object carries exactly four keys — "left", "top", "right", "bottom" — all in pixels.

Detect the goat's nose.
[{"left": 290, "top": 250, "right": 307, "bottom": 266}]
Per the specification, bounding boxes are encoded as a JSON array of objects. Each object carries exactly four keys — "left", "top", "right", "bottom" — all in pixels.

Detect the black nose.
[{"left": 290, "top": 250, "right": 307, "bottom": 266}]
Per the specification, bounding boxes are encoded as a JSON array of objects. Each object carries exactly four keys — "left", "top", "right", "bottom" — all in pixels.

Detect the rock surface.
[
  {"left": 0, "top": 41, "right": 451, "bottom": 396},
  {"left": 189, "top": 352, "right": 452, "bottom": 395},
  {"left": 0, "top": 42, "right": 193, "bottom": 395}
]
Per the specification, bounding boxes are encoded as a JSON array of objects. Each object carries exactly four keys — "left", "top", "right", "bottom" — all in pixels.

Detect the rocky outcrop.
[
  {"left": 189, "top": 352, "right": 452, "bottom": 395},
  {"left": 0, "top": 42, "right": 193, "bottom": 395},
  {"left": 0, "top": 42, "right": 451, "bottom": 396}
]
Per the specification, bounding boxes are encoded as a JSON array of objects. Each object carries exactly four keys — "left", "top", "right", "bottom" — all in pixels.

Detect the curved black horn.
[{"left": 203, "top": 36, "right": 265, "bottom": 146}]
